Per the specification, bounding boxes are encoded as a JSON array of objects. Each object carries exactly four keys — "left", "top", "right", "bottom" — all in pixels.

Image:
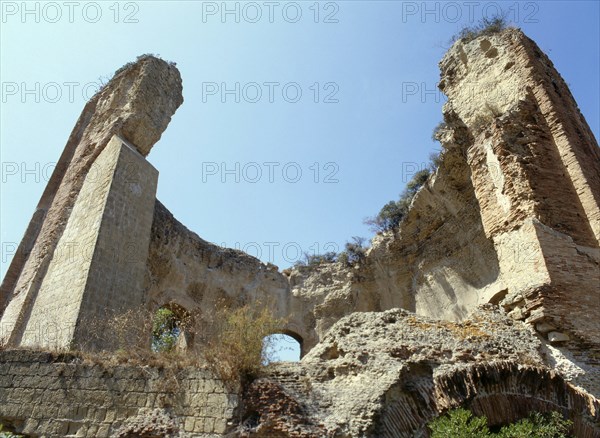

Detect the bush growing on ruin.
[
  {"left": 497, "top": 411, "right": 572, "bottom": 438},
  {"left": 429, "top": 408, "right": 573, "bottom": 438},
  {"left": 365, "top": 168, "right": 431, "bottom": 233},
  {"left": 151, "top": 308, "right": 180, "bottom": 353},
  {"left": 338, "top": 237, "right": 368, "bottom": 267},
  {"left": 81, "top": 307, "right": 154, "bottom": 358},
  {"left": 428, "top": 151, "right": 443, "bottom": 171},
  {"left": 450, "top": 16, "right": 509, "bottom": 44},
  {"left": 431, "top": 121, "right": 448, "bottom": 142},
  {"left": 0, "top": 425, "right": 23, "bottom": 437},
  {"left": 429, "top": 408, "right": 490, "bottom": 438},
  {"left": 203, "top": 303, "right": 285, "bottom": 384},
  {"left": 405, "top": 169, "right": 430, "bottom": 196},
  {"left": 364, "top": 200, "right": 407, "bottom": 233},
  {"left": 294, "top": 251, "right": 338, "bottom": 268}
]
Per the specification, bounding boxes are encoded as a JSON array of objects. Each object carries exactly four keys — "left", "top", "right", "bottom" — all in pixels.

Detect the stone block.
[{"left": 548, "top": 331, "right": 570, "bottom": 343}]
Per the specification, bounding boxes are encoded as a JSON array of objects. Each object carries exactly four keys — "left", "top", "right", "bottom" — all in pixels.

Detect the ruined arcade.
[{"left": 0, "top": 28, "right": 599, "bottom": 437}]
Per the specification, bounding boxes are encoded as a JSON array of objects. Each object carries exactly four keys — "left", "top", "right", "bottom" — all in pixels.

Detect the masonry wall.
[
  {"left": 0, "top": 350, "right": 237, "bottom": 437},
  {"left": 16, "top": 136, "right": 158, "bottom": 350},
  {"left": 0, "top": 56, "right": 183, "bottom": 350},
  {"left": 75, "top": 137, "right": 159, "bottom": 350},
  {"left": 143, "top": 201, "right": 301, "bottom": 350},
  {"left": 438, "top": 29, "right": 600, "bottom": 354}
]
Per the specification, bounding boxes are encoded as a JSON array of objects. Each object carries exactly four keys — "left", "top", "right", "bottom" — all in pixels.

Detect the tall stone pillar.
[
  {"left": 0, "top": 55, "right": 183, "bottom": 349},
  {"left": 439, "top": 29, "right": 600, "bottom": 348},
  {"left": 16, "top": 136, "right": 158, "bottom": 349}
]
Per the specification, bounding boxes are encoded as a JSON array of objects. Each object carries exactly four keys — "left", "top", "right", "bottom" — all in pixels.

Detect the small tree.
[
  {"left": 364, "top": 168, "right": 431, "bottom": 233},
  {"left": 404, "top": 169, "right": 430, "bottom": 197},
  {"left": 338, "top": 236, "right": 368, "bottom": 266},
  {"left": 364, "top": 200, "right": 406, "bottom": 233}
]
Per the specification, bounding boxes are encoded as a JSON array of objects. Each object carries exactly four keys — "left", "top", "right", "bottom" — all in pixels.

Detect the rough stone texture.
[
  {"left": 0, "top": 350, "right": 237, "bottom": 437},
  {"left": 143, "top": 201, "right": 298, "bottom": 351},
  {"left": 238, "top": 307, "right": 599, "bottom": 437},
  {"left": 16, "top": 136, "right": 158, "bottom": 350},
  {"left": 0, "top": 56, "right": 183, "bottom": 348},
  {"left": 1, "top": 29, "right": 599, "bottom": 437},
  {"left": 278, "top": 31, "right": 599, "bottom": 362}
]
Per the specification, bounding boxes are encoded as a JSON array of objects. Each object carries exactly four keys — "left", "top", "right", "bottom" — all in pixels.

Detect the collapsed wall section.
[
  {"left": 439, "top": 29, "right": 600, "bottom": 352},
  {"left": 143, "top": 202, "right": 301, "bottom": 351},
  {"left": 285, "top": 28, "right": 599, "bottom": 356}
]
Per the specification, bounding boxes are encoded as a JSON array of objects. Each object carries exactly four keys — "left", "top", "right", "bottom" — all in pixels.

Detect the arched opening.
[
  {"left": 151, "top": 303, "right": 192, "bottom": 353},
  {"left": 263, "top": 332, "right": 302, "bottom": 363}
]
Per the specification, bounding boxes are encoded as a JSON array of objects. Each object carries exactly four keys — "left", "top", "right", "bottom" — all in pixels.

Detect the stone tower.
[
  {"left": 438, "top": 29, "right": 600, "bottom": 352},
  {"left": 0, "top": 57, "right": 184, "bottom": 350}
]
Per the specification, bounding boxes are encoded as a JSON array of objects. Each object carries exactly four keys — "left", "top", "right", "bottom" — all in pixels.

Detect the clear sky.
[{"left": 1, "top": 1, "right": 599, "bottom": 360}]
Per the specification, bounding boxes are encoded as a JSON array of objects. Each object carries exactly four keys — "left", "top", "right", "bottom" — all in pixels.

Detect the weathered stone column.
[
  {"left": 0, "top": 56, "right": 183, "bottom": 349},
  {"left": 18, "top": 136, "right": 158, "bottom": 349},
  {"left": 439, "top": 29, "right": 600, "bottom": 348}
]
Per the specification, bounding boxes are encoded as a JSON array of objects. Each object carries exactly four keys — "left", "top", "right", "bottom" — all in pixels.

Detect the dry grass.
[
  {"left": 77, "top": 306, "right": 201, "bottom": 369},
  {"left": 405, "top": 316, "right": 490, "bottom": 340},
  {"left": 201, "top": 303, "right": 285, "bottom": 385},
  {"left": 76, "top": 302, "right": 285, "bottom": 387}
]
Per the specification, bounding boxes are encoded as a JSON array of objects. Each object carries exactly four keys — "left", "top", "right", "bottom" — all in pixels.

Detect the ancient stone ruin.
[{"left": 0, "top": 28, "right": 598, "bottom": 437}]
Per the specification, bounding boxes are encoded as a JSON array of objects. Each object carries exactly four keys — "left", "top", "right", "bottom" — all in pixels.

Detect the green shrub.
[
  {"left": 498, "top": 411, "right": 572, "bottom": 438},
  {"left": 151, "top": 308, "right": 180, "bottom": 353},
  {"left": 0, "top": 425, "right": 23, "bottom": 437},
  {"left": 430, "top": 408, "right": 490, "bottom": 438},
  {"left": 405, "top": 169, "right": 430, "bottom": 196},
  {"left": 338, "top": 236, "right": 368, "bottom": 266},
  {"left": 429, "top": 409, "right": 573, "bottom": 438},
  {"left": 364, "top": 168, "right": 431, "bottom": 233},
  {"left": 364, "top": 200, "right": 406, "bottom": 233}
]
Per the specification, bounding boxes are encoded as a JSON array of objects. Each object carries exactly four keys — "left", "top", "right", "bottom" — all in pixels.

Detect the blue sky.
[{"left": 1, "top": 2, "right": 599, "bottom": 359}]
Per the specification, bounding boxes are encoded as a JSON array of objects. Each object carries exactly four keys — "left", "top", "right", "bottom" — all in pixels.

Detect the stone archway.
[
  {"left": 151, "top": 302, "right": 194, "bottom": 353},
  {"left": 376, "top": 362, "right": 600, "bottom": 437},
  {"left": 264, "top": 331, "right": 303, "bottom": 363}
]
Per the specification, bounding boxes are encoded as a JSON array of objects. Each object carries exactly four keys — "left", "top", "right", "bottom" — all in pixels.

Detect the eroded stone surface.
[
  {"left": 239, "top": 307, "right": 599, "bottom": 437},
  {"left": 0, "top": 56, "right": 183, "bottom": 349},
  {"left": 1, "top": 28, "right": 599, "bottom": 437}
]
